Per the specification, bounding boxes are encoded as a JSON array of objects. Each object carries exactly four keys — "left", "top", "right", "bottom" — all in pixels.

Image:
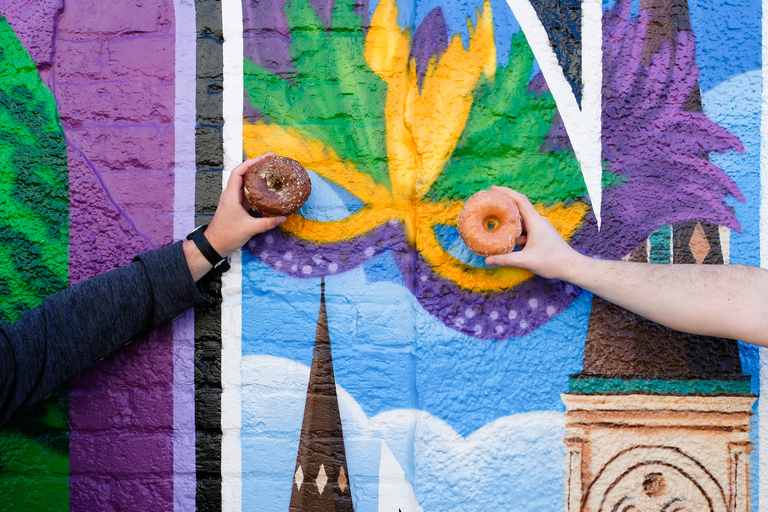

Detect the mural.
[
  {"left": 0, "top": 0, "right": 762, "bottom": 511},
  {"left": 243, "top": 0, "right": 590, "bottom": 339}
]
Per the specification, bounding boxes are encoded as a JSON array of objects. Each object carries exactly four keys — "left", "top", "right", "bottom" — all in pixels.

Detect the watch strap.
[{"left": 187, "top": 225, "right": 230, "bottom": 273}]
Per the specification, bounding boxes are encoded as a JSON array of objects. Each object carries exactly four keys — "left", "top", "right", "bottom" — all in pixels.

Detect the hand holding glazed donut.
[
  {"left": 243, "top": 155, "right": 311, "bottom": 216},
  {"left": 206, "top": 154, "right": 288, "bottom": 256},
  {"left": 483, "top": 186, "right": 581, "bottom": 280}
]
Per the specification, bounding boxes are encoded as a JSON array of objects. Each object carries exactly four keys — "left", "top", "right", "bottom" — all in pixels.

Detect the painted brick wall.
[
  {"left": 0, "top": 0, "right": 178, "bottom": 509},
  {"left": 0, "top": 0, "right": 764, "bottom": 511}
]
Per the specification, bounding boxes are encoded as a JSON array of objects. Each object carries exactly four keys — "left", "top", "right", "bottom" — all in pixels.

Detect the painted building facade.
[{"left": 0, "top": 0, "right": 763, "bottom": 510}]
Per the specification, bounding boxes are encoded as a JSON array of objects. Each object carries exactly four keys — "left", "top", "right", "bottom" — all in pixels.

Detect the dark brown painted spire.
[{"left": 289, "top": 278, "right": 355, "bottom": 512}]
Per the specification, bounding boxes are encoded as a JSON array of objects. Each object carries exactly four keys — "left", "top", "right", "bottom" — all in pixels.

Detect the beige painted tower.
[{"left": 563, "top": 394, "right": 754, "bottom": 512}]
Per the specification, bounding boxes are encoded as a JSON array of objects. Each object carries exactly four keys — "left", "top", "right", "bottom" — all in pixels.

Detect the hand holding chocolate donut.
[
  {"left": 457, "top": 189, "right": 523, "bottom": 257},
  {"left": 243, "top": 155, "right": 312, "bottom": 216},
  {"left": 185, "top": 154, "right": 288, "bottom": 281}
]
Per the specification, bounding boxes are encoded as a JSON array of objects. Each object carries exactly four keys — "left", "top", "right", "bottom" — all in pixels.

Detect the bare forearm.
[
  {"left": 563, "top": 254, "right": 768, "bottom": 346},
  {"left": 485, "top": 187, "right": 768, "bottom": 346}
]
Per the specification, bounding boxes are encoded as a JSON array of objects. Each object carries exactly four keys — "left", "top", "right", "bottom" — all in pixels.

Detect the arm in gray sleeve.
[{"left": 0, "top": 241, "right": 206, "bottom": 425}]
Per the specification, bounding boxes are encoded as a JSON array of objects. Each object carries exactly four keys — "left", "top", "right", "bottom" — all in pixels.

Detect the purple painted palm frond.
[{"left": 598, "top": 0, "right": 744, "bottom": 259}]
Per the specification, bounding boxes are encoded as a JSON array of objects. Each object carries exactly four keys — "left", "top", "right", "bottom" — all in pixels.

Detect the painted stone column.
[{"left": 562, "top": 394, "right": 755, "bottom": 512}]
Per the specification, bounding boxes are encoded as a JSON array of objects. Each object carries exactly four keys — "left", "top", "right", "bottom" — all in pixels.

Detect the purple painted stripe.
[
  {"left": 172, "top": 311, "right": 196, "bottom": 512},
  {"left": 0, "top": 0, "right": 62, "bottom": 89},
  {"left": 29, "top": 0, "right": 178, "bottom": 509}
]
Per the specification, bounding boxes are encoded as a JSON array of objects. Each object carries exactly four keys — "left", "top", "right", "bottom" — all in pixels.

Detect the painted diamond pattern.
[
  {"left": 338, "top": 466, "right": 348, "bottom": 493},
  {"left": 689, "top": 222, "right": 711, "bottom": 264},
  {"left": 294, "top": 465, "right": 304, "bottom": 490},
  {"left": 316, "top": 463, "right": 328, "bottom": 495}
]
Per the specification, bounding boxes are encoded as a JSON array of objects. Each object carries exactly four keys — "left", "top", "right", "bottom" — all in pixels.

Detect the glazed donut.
[
  {"left": 457, "top": 189, "right": 522, "bottom": 256},
  {"left": 243, "top": 156, "right": 312, "bottom": 216}
]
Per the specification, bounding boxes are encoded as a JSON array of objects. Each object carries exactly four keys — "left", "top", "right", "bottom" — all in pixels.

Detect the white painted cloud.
[
  {"left": 379, "top": 441, "right": 423, "bottom": 512},
  {"left": 241, "top": 355, "right": 566, "bottom": 512}
]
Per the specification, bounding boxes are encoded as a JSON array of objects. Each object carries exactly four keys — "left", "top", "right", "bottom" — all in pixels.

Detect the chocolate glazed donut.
[
  {"left": 457, "top": 189, "right": 523, "bottom": 256},
  {"left": 243, "top": 156, "right": 312, "bottom": 216}
]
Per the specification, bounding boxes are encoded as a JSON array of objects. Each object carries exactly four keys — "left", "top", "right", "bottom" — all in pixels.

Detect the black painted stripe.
[
  {"left": 195, "top": 0, "right": 224, "bottom": 509},
  {"left": 529, "top": 0, "right": 582, "bottom": 106}
]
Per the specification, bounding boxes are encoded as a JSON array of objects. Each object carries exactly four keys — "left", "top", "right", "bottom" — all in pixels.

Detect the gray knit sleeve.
[{"left": 0, "top": 241, "right": 206, "bottom": 425}]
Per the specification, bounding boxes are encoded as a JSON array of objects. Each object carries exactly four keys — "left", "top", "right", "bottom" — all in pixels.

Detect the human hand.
[
  {"left": 484, "top": 186, "right": 581, "bottom": 280},
  {"left": 205, "top": 153, "right": 287, "bottom": 257}
]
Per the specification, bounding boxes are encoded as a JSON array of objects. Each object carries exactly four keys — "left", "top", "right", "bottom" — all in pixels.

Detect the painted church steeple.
[{"left": 289, "top": 278, "right": 355, "bottom": 512}]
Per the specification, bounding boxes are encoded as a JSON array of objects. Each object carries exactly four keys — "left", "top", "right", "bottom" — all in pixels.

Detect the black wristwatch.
[{"left": 187, "top": 224, "right": 230, "bottom": 273}]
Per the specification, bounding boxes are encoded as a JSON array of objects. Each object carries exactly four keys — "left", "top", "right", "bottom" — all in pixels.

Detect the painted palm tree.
[{"left": 0, "top": 13, "right": 70, "bottom": 508}]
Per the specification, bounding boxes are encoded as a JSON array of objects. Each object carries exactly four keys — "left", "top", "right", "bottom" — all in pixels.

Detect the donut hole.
[
  {"left": 266, "top": 174, "right": 284, "bottom": 192},
  {"left": 483, "top": 215, "right": 501, "bottom": 233}
]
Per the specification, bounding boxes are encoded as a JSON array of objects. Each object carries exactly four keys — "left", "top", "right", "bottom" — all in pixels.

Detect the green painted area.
[
  {"left": 0, "top": 16, "right": 68, "bottom": 323},
  {"left": 0, "top": 14, "right": 70, "bottom": 511},
  {"left": 428, "top": 32, "right": 586, "bottom": 204},
  {"left": 244, "top": 0, "right": 391, "bottom": 188},
  {"left": 649, "top": 224, "right": 672, "bottom": 264},
  {"left": 0, "top": 387, "right": 70, "bottom": 512},
  {"left": 568, "top": 376, "right": 753, "bottom": 395}
]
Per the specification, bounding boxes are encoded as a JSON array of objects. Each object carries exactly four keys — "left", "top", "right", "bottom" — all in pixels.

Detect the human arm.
[
  {"left": 0, "top": 242, "right": 204, "bottom": 425},
  {"left": 485, "top": 186, "right": 768, "bottom": 347},
  {"left": 0, "top": 154, "right": 286, "bottom": 425}
]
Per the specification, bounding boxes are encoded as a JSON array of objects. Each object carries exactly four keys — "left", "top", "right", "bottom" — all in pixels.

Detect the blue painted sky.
[
  {"left": 603, "top": 0, "right": 760, "bottom": 92},
  {"left": 242, "top": 250, "right": 589, "bottom": 436}
]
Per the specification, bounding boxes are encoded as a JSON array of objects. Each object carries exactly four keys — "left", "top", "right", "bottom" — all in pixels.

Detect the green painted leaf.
[
  {"left": 428, "top": 31, "right": 587, "bottom": 204},
  {"left": 0, "top": 14, "right": 68, "bottom": 324},
  {"left": 244, "top": 0, "right": 390, "bottom": 188}
]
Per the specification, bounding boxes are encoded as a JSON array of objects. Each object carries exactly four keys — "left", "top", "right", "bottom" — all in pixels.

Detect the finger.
[
  {"left": 491, "top": 186, "right": 540, "bottom": 223},
  {"left": 486, "top": 252, "right": 522, "bottom": 267},
  {"left": 226, "top": 152, "right": 275, "bottom": 190}
]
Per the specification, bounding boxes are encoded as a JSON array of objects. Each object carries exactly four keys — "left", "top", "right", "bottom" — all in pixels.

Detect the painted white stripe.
[
  {"left": 581, "top": 0, "right": 603, "bottom": 228},
  {"left": 760, "top": 0, "right": 768, "bottom": 506},
  {"left": 504, "top": 0, "right": 603, "bottom": 227},
  {"left": 718, "top": 226, "right": 730, "bottom": 265},
  {"left": 173, "top": 0, "right": 197, "bottom": 510},
  {"left": 221, "top": 0, "right": 245, "bottom": 510}
]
